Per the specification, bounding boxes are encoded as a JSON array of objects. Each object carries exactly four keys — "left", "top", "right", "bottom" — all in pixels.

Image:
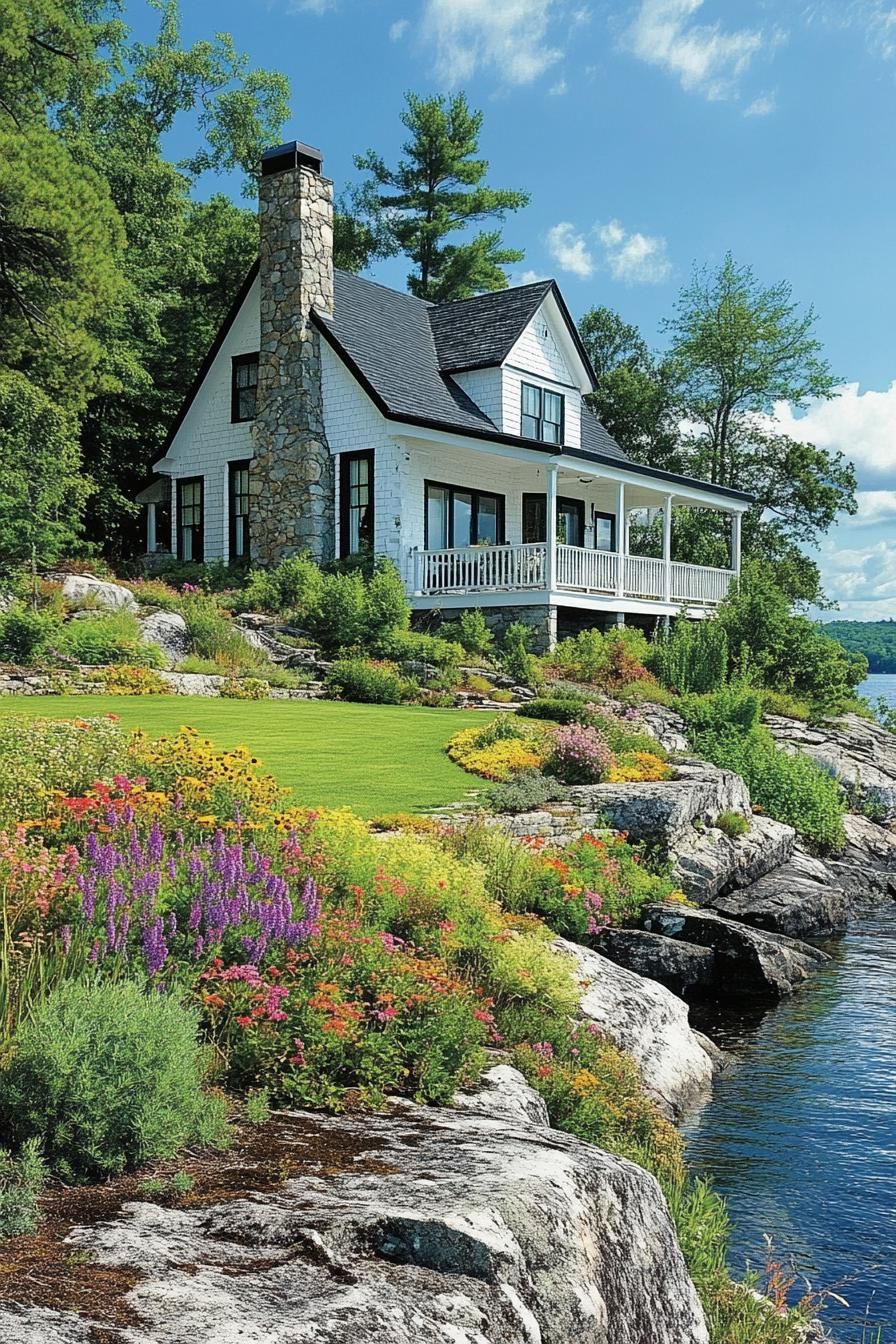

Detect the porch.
[{"left": 411, "top": 542, "right": 735, "bottom": 610}]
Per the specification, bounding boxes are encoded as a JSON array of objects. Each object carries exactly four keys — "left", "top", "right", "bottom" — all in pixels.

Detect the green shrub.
[
  {"left": 761, "top": 689, "right": 811, "bottom": 721},
  {"left": 325, "top": 657, "right": 411, "bottom": 705},
  {"left": 680, "top": 691, "right": 845, "bottom": 851},
  {"left": 366, "top": 561, "right": 411, "bottom": 635},
  {"left": 654, "top": 619, "right": 729, "bottom": 694},
  {"left": 374, "top": 628, "right": 463, "bottom": 681},
  {"left": 501, "top": 621, "right": 541, "bottom": 687},
  {"left": 518, "top": 696, "right": 594, "bottom": 725},
  {"left": 53, "top": 612, "right": 164, "bottom": 669},
  {"left": 614, "top": 678, "right": 677, "bottom": 708},
  {"left": 314, "top": 570, "right": 368, "bottom": 647},
  {"left": 0, "top": 982, "right": 228, "bottom": 1184},
  {"left": 150, "top": 558, "right": 236, "bottom": 593},
  {"left": 547, "top": 626, "right": 653, "bottom": 688},
  {"left": 244, "top": 1088, "right": 272, "bottom": 1126},
  {"left": 179, "top": 594, "right": 266, "bottom": 673},
  {"left": 716, "top": 810, "right": 750, "bottom": 839},
  {"left": 444, "top": 608, "right": 495, "bottom": 658},
  {"left": 240, "top": 554, "right": 324, "bottom": 617},
  {"left": 0, "top": 602, "right": 62, "bottom": 664},
  {"left": 124, "top": 579, "right": 183, "bottom": 612},
  {"left": 0, "top": 1139, "right": 46, "bottom": 1238},
  {"left": 488, "top": 769, "right": 566, "bottom": 814}
]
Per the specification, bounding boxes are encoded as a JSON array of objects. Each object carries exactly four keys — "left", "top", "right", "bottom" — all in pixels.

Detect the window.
[
  {"left": 522, "top": 494, "right": 584, "bottom": 547},
  {"left": 231, "top": 354, "right": 259, "bottom": 422},
  {"left": 425, "top": 482, "right": 504, "bottom": 549},
  {"left": 229, "top": 460, "right": 251, "bottom": 560},
  {"left": 177, "top": 477, "right": 203, "bottom": 562},
  {"left": 521, "top": 382, "right": 563, "bottom": 444},
  {"left": 340, "top": 451, "right": 374, "bottom": 557},
  {"left": 594, "top": 512, "right": 616, "bottom": 552}
]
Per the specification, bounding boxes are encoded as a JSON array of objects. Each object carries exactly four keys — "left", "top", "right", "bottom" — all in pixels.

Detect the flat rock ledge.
[
  {"left": 709, "top": 847, "right": 851, "bottom": 939},
  {"left": 0, "top": 1071, "right": 708, "bottom": 1344},
  {"left": 556, "top": 938, "right": 717, "bottom": 1117}
]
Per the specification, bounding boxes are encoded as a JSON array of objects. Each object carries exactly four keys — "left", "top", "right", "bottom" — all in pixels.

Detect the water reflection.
[{"left": 683, "top": 911, "right": 896, "bottom": 1337}]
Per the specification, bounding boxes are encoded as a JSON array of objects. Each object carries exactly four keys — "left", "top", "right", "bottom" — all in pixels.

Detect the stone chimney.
[{"left": 250, "top": 140, "right": 335, "bottom": 564}]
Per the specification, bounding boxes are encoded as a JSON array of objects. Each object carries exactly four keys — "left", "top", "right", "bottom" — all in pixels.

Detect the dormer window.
[
  {"left": 521, "top": 383, "right": 563, "bottom": 445},
  {"left": 231, "top": 354, "right": 259, "bottom": 422}
]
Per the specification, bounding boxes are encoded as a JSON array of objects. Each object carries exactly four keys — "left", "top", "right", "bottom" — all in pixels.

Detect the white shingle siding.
[
  {"left": 451, "top": 368, "right": 504, "bottom": 426},
  {"left": 164, "top": 278, "right": 261, "bottom": 561},
  {"left": 502, "top": 304, "right": 582, "bottom": 450}
]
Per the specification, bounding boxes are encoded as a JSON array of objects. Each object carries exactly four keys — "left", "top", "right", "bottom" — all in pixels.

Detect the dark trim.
[
  {"left": 228, "top": 459, "right": 252, "bottom": 561},
  {"left": 339, "top": 449, "right": 374, "bottom": 558},
  {"left": 231, "top": 353, "right": 259, "bottom": 423},
  {"left": 177, "top": 476, "right": 204, "bottom": 563},
  {"left": 593, "top": 509, "right": 616, "bottom": 552},
  {"left": 314, "top": 315, "right": 754, "bottom": 504},
  {"left": 424, "top": 479, "right": 505, "bottom": 549},
  {"left": 557, "top": 496, "right": 585, "bottom": 547},
  {"left": 160, "top": 262, "right": 260, "bottom": 457},
  {"left": 520, "top": 380, "right": 565, "bottom": 446}
]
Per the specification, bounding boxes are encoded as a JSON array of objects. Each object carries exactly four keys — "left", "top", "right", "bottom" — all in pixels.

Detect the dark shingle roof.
[
  {"left": 580, "top": 403, "right": 630, "bottom": 462},
  {"left": 315, "top": 270, "right": 498, "bottom": 437},
  {"left": 428, "top": 281, "right": 554, "bottom": 371}
]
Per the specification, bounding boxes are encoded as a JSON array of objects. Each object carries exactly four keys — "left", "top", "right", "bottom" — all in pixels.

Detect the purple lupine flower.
[
  {"left": 148, "top": 819, "right": 165, "bottom": 863},
  {"left": 142, "top": 917, "right": 169, "bottom": 976},
  {"left": 60, "top": 925, "right": 72, "bottom": 954}
]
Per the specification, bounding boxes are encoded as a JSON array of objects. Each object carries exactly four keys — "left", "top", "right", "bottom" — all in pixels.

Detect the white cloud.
[
  {"left": 288, "top": 0, "right": 335, "bottom": 12},
  {"left": 390, "top": 17, "right": 410, "bottom": 40},
  {"left": 815, "top": 538, "right": 896, "bottom": 614},
  {"left": 549, "top": 77, "right": 569, "bottom": 94},
  {"left": 771, "top": 381, "right": 896, "bottom": 478},
  {"left": 807, "top": 2, "right": 896, "bottom": 59},
  {"left": 744, "top": 92, "right": 776, "bottom": 117},
  {"left": 546, "top": 222, "right": 595, "bottom": 278},
  {"left": 517, "top": 269, "right": 550, "bottom": 284},
  {"left": 854, "top": 490, "right": 896, "bottom": 524},
  {"left": 627, "top": 0, "right": 764, "bottom": 100},
  {"left": 421, "top": 0, "right": 563, "bottom": 85},
  {"left": 596, "top": 218, "right": 672, "bottom": 283}
]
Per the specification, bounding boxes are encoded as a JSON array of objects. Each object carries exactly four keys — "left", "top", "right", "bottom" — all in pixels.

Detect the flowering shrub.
[
  {"left": 199, "top": 921, "right": 489, "bottom": 1108},
  {"left": 544, "top": 627, "right": 654, "bottom": 690},
  {"left": 219, "top": 677, "right": 270, "bottom": 700},
  {"left": 0, "top": 826, "right": 79, "bottom": 1036},
  {"left": 99, "top": 664, "right": 170, "bottom": 695},
  {"left": 0, "top": 715, "right": 130, "bottom": 828},
  {"left": 447, "top": 719, "right": 547, "bottom": 781},
  {"left": 605, "top": 751, "right": 673, "bottom": 783},
  {"left": 128, "top": 726, "right": 285, "bottom": 827},
  {"left": 546, "top": 723, "right": 614, "bottom": 784}
]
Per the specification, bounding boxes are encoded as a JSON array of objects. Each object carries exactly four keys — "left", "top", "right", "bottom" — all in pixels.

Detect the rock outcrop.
[
  {"left": 709, "top": 847, "right": 850, "bottom": 939},
  {"left": 138, "top": 611, "right": 190, "bottom": 667},
  {"left": 565, "top": 761, "right": 751, "bottom": 849},
  {"left": 633, "top": 902, "right": 830, "bottom": 999},
  {"left": 671, "top": 815, "right": 796, "bottom": 905},
  {"left": 766, "top": 712, "right": 896, "bottom": 820},
  {"left": 60, "top": 574, "right": 138, "bottom": 613},
  {"left": 0, "top": 1075, "right": 709, "bottom": 1344},
  {"left": 556, "top": 938, "right": 717, "bottom": 1116}
]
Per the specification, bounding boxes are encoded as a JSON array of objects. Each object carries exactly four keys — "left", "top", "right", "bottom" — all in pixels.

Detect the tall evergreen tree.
[{"left": 355, "top": 92, "right": 529, "bottom": 301}]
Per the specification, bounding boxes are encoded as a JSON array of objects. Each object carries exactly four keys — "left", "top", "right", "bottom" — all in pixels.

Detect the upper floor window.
[
  {"left": 231, "top": 354, "right": 259, "bottom": 422},
  {"left": 521, "top": 382, "right": 563, "bottom": 444}
]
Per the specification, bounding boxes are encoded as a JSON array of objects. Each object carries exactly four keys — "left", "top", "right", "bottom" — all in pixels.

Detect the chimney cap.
[{"left": 261, "top": 140, "right": 324, "bottom": 177}]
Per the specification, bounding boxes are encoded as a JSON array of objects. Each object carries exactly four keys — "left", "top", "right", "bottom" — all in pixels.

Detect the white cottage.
[{"left": 150, "top": 140, "right": 751, "bottom": 649}]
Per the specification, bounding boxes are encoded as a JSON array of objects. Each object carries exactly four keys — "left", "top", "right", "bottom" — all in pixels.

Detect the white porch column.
[
  {"left": 615, "top": 480, "right": 626, "bottom": 597},
  {"left": 146, "top": 501, "right": 157, "bottom": 555},
  {"left": 662, "top": 493, "right": 673, "bottom": 602},
  {"left": 546, "top": 464, "right": 559, "bottom": 591},
  {"left": 731, "top": 511, "right": 743, "bottom": 575}
]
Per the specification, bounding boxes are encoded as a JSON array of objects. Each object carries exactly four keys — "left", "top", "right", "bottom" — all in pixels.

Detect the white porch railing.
[
  {"left": 413, "top": 542, "right": 548, "bottom": 595},
  {"left": 412, "top": 542, "right": 735, "bottom": 607}
]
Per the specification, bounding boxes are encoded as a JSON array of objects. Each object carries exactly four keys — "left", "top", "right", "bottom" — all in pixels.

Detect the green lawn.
[{"left": 0, "top": 696, "right": 488, "bottom": 817}]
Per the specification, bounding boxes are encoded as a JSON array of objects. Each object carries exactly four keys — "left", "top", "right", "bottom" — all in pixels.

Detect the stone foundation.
[{"left": 416, "top": 603, "right": 558, "bottom": 652}]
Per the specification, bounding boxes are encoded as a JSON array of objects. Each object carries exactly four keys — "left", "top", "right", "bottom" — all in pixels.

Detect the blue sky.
[{"left": 138, "top": 0, "right": 896, "bottom": 619}]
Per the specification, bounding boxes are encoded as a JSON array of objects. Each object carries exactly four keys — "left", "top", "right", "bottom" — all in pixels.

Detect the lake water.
[
  {"left": 860, "top": 673, "right": 896, "bottom": 711},
  {"left": 683, "top": 910, "right": 896, "bottom": 1340}
]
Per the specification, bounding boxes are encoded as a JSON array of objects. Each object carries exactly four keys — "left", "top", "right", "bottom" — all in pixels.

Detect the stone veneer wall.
[{"left": 250, "top": 163, "right": 335, "bottom": 564}]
